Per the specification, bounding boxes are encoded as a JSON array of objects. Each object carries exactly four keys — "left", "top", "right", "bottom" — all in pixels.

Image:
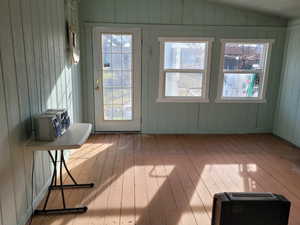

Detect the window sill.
[
  {"left": 156, "top": 97, "right": 210, "bottom": 103},
  {"left": 215, "top": 98, "right": 267, "bottom": 103}
]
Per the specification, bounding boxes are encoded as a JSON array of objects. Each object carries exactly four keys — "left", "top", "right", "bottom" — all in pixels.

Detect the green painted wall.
[
  {"left": 274, "top": 19, "right": 300, "bottom": 146},
  {"left": 80, "top": 0, "right": 287, "bottom": 133},
  {"left": 0, "top": 0, "right": 81, "bottom": 225}
]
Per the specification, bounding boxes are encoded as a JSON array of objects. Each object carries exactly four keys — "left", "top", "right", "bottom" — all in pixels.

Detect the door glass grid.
[{"left": 101, "top": 34, "right": 133, "bottom": 120}]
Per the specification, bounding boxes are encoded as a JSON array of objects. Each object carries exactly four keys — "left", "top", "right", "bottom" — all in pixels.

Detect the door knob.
[{"left": 95, "top": 79, "right": 100, "bottom": 90}]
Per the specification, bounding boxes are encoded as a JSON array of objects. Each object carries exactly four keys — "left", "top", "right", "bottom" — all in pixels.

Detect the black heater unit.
[{"left": 212, "top": 192, "right": 290, "bottom": 225}]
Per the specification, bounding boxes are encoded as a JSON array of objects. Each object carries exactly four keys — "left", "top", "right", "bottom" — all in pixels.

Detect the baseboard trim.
[
  {"left": 141, "top": 128, "right": 272, "bottom": 134},
  {"left": 19, "top": 177, "right": 52, "bottom": 225}
]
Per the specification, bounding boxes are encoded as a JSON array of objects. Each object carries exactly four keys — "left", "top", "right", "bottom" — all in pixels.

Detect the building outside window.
[{"left": 216, "top": 39, "right": 274, "bottom": 103}]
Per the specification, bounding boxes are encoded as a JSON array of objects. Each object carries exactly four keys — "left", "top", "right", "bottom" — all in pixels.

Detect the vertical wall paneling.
[
  {"left": 2, "top": 0, "right": 27, "bottom": 221},
  {"left": 0, "top": 51, "right": 18, "bottom": 225},
  {"left": 81, "top": 22, "right": 286, "bottom": 133},
  {"left": 80, "top": 0, "right": 287, "bottom": 134},
  {"left": 0, "top": 0, "right": 81, "bottom": 224},
  {"left": 274, "top": 20, "right": 300, "bottom": 147}
]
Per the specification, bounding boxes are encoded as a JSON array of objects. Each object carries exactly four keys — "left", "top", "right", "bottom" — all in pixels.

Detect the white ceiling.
[{"left": 208, "top": 0, "right": 300, "bottom": 18}]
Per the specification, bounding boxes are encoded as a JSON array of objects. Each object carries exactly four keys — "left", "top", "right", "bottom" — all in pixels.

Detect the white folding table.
[{"left": 25, "top": 123, "right": 94, "bottom": 215}]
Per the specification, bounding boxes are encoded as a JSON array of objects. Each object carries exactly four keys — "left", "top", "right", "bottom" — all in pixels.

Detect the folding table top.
[{"left": 25, "top": 123, "right": 92, "bottom": 151}]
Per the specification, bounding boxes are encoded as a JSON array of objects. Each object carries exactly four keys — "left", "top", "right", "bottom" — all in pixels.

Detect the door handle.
[{"left": 95, "top": 79, "right": 100, "bottom": 91}]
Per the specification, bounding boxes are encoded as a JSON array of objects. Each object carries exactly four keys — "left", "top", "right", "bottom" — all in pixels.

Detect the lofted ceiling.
[{"left": 208, "top": 0, "right": 300, "bottom": 18}]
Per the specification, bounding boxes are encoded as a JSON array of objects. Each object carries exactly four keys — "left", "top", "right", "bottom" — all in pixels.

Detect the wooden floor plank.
[
  {"left": 141, "top": 135, "right": 167, "bottom": 225},
  {"left": 120, "top": 134, "right": 135, "bottom": 225},
  {"left": 134, "top": 135, "right": 151, "bottom": 225},
  {"left": 28, "top": 134, "right": 300, "bottom": 225}
]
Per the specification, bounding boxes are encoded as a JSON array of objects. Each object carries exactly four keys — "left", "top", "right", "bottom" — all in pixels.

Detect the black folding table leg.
[
  {"left": 34, "top": 149, "right": 93, "bottom": 216},
  {"left": 49, "top": 150, "right": 94, "bottom": 190},
  {"left": 60, "top": 151, "right": 66, "bottom": 208}
]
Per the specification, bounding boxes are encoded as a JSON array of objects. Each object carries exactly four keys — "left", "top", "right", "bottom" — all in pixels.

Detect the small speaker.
[{"left": 212, "top": 192, "right": 290, "bottom": 225}]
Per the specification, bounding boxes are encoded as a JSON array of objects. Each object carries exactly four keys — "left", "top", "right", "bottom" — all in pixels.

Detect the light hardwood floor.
[{"left": 30, "top": 134, "right": 300, "bottom": 225}]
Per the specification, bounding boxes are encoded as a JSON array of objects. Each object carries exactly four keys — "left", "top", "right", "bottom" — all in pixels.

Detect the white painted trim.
[
  {"left": 159, "top": 37, "right": 215, "bottom": 42},
  {"left": 156, "top": 97, "right": 210, "bottom": 103},
  {"left": 84, "top": 22, "right": 287, "bottom": 30},
  {"left": 220, "top": 39, "right": 275, "bottom": 44},
  {"left": 216, "top": 39, "right": 274, "bottom": 103},
  {"left": 215, "top": 99, "right": 267, "bottom": 103},
  {"left": 158, "top": 37, "right": 214, "bottom": 103},
  {"left": 93, "top": 27, "right": 142, "bottom": 131}
]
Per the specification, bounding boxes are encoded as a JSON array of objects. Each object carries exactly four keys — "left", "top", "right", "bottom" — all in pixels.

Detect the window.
[
  {"left": 101, "top": 33, "right": 133, "bottom": 120},
  {"left": 216, "top": 39, "right": 274, "bottom": 103},
  {"left": 158, "top": 38, "right": 214, "bottom": 102}
]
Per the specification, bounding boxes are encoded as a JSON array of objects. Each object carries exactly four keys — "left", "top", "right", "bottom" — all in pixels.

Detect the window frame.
[
  {"left": 216, "top": 39, "right": 275, "bottom": 103},
  {"left": 157, "top": 37, "right": 214, "bottom": 103}
]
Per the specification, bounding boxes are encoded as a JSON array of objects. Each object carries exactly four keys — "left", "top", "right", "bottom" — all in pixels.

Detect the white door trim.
[{"left": 93, "top": 27, "right": 141, "bottom": 131}]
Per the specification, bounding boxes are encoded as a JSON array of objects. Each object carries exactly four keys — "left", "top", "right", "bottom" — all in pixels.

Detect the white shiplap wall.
[{"left": 0, "top": 0, "right": 81, "bottom": 225}]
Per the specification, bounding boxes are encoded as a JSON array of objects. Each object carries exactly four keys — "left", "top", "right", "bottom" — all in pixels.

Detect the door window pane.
[
  {"left": 101, "top": 33, "right": 133, "bottom": 120},
  {"left": 123, "top": 105, "right": 132, "bottom": 120},
  {"left": 103, "top": 71, "right": 113, "bottom": 87},
  {"left": 112, "top": 71, "right": 122, "bottom": 87},
  {"left": 122, "top": 53, "right": 132, "bottom": 70},
  {"left": 165, "top": 72, "right": 203, "bottom": 97},
  {"left": 111, "top": 54, "right": 122, "bottom": 69},
  {"left": 112, "top": 105, "right": 123, "bottom": 120},
  {"left": 224, "top": 43, "right": 267, "bottom": 70},
  {"left": 222, "top": 73, "right": 259, "bottom": 98},
  {"left": 112, "top": 88, "right": 123, "bottom": 104},
  {"left": 122, "top": 71, "right": 132, "bottom": 87},
  {"left": 102, "top": 34, "right": 111, "bottom": 53},
  {"left": 104, "top": 105, "right": 113, "bottom": 120},
  {"left": 122, "top": 35, "right": 132, "bottom": 53},
  {"left": 112, "top": 34, "right": 122, "bottom": 53},
  {"left": 103, "top": 88, "right": 113, "bottom": 104},
  {"left": 103, "top": 54, "right": 111, "bottom": 70},
  {"left": 164, "top": 42, "right": 206, "bottom": 70},
  {"left": 122, "top": 88, "right": 132, "bottom": 105}
]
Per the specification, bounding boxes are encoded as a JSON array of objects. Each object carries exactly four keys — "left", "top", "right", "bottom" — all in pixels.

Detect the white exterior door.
[{"left": 93, "top": 27, "right": 141, "bottom": 131}]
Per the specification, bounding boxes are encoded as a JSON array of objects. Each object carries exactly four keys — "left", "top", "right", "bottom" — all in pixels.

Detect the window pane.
[
  {"left": 165, "top": 72, "right": 202, "bottom": 97},
  {"left": 123, "top": 105, "right": 132, "bottom": 120},
  {"left": 112, "top": 105, "right": 123, "bottom": 120},
  {"left": 224, "top": 43, "right": 268, "bottom": 71},
  {"left": 122, "top": 53, "right": 132, "bottom": 70},
  {"left": 112, "top": 71, "right": 122, "bottom": 87},
  {"left": 101, "top": 33, "right": 133, "bottom": 121},
  {"left": 122, "top": 35, "right": 132, "bottom": 53},
  {"left": 164, "top": 42, "right": 206, "bottom": 69},
  {"left": 103, "top": 88, "right": 113, "bottom": 104},
  {"left": 111, "top": 54, "right": 122, "bottom": 69},
  {"left": 122, "top": 88, "right": 132, "bottom": 105},
  {"left": 102, "top": 34, "right": 111, "bottom": 53},
  {"left": 112, "top": 88, "right": 123, "bottom": 104},
  {"left": 103, "top": 71, "right": 113, "bottom": 87},
  {"left": 103, "top": 54, "right": 111, "bottom": 70},
  {"left": 222, "top": 73, "right": 259, "bottom": 98},
  {"left": 112, "top": 35, "right": 122, "bottom": 53},
  {"left": 122, "top": 71, "right": 132, "bottom": 87},
  {"left": 104, "top": 105, "right": 113, "bottom": 120}
]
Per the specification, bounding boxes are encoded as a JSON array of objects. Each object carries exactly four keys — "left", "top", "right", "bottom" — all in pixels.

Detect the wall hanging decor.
[{"left": 65, "top": 0, "right": 80, "bottom": 64}]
